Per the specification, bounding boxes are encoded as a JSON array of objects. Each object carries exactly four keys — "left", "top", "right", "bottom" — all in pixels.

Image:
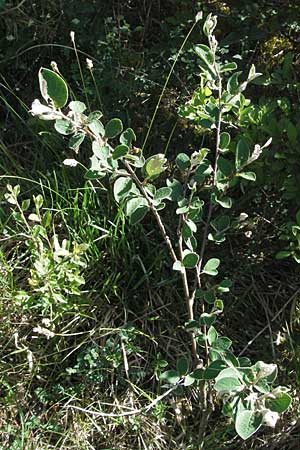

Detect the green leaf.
[
  {"left": 21, "top": 199, "right": 30, "bottom": 211},
  {"left": 125, "top": 197, "right": 148, "bottom": 225},
  {"left": 247, "top": 64, "right": 262, "bottom": 83},
  {"left": 184, "top": 374, "right": 196, "bottom": 386},
  {"left": 160, "top": 370, "right": 180, "bottom": 384},
  {"left": 238, "top": 171, "right": 256, "bottom": 181},
  {"left": 173, "top": 260, "right": 184, "bottom": 271},
  {"left": 69, "top": 133, "right": 85, "bottom": 150},
  {"left": 219, "top": 132, "right": 231, "bottom": 150},
  {"left": 191, "top": 148, "right": 209, "bottom": 167},
  {"left": 85, "top": 169, "right": 103, "bottom": 180},
  {"left": 176, "top": 153, "right": 190, "bottom": 171},
  {"left": 145, "top": 154, "right": 167, "bottom": 180},
  {"left": 204, "top": 292, "right": 215, "bottom": 304},
  {"left": 218, "top": 279, "right": 232, "bottom": 292},
  {"left": 194, "top": 44, "right": 214, "bottom": 67},
  {"left": 28, "top": 213, "right": 41, "bottom": 222},
  {"left": 238, "top": 357, "right": 252, "bottom": 367},
  {"left": 87, "top": 111, "right": 103, "bottom": 122},
  {"left": 120, "top": 128, "right": 136, "bottom": 146},
  {"left": 33, "top": 194, "right": 43, "bottom": 209},
  {"left": 254, "top": 379, "right": 270, "bottom": 394},
  {"left": 203, "top": 13, "right": 217, "bottom": 37},
  {"left": 220, "top": 62, "right": 237, "bottom": 72},
  {"left": 176, "top": 358, "right": 189, "bottom": 376},
  {"left": 203, "top": 258, "right": 220, "bottom": 276},
  {"left": 215, "top": 299, "right": 224, "bottom": 312},
  {"left": 236, "top": 138, "right": 250, "bottom": 169},
  {"left": 296, "top": 210, "right": 300, "bottom": 226},
  {"left": 154, "top": 187, "right": 172, "bottom": 202},
  {"left": 207, "top": 326, "right": 218, "bottom": 345},
  {"left": 54, "top": 119, "right": 74, "bottom": 135},
  {"left": 227, "top": 71, "right": 242, "bottom": 95},
  {"left": 130, "top": 206, "right": 148, "bottom": 225},
  {"left": 204, "top": 360, "right": 228, "bottom": 380},
  {"left": 166, "top": 179, "right": 184, "bottom": 202},
  {"left": 185, "top": 219, "right": 197, "bottom": 233},
  {"left": 92, "top": 142, "right": 110, "bottom": 160},
  {"left": 235, "top": 411, "right": 263, "bottom": 440},
  {"left": 214, "top": 337, "right": 232, "bottom": 351},
  {"left": 105, "top": 118, "right": 123, "bottom": 139},
  {"left": 223, "top": 352, "right": 239, "bottom": 368},
  {"left": 113, "top": 177, "right": 133, "bottom": 202},
  {"left": 275, "top": 250, "right": 291, "bottom": 259},
  {"left": 213, "top": 215, "right": 230, "bottom": 232},
  {"left": 216, "top": 367, "right": 241, "bottom": 381},
  {"left": 200, "top": 312, "right": 217, "bottom": 327},
  {"left": 191, "top": 368, "right": 205, "bottom": 380},
  {"left": 113, "top": 144, "right": 129, "bottom": 160},
  {"left": 218, "top": 157, "right": 233, "bottom": 177},
  {"left": 213, "top": 194, "right": 232, "bottom": 209},
  {"left": 266, "top": 393, "right": 291, "bottom": 413},
  {"left": 88, "top": 120, "right": 105, "bottom": 137},
  {"left": 69, "top": 101, "right": 86, "bottom": 113},
  {"left": 38, "top": 68, "right": 68, "bottom": 108},
  {"left": 214, "top": 377, "right": 242, "bottom": 393},
  {"left": 182, "top": 251, "right": 199, "bottom": 269},
  {"left": 125, "top": 196, "right": 146, "bottom": 216}
]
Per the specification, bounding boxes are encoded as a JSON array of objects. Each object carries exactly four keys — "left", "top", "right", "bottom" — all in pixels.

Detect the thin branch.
[
  {"left": 0, "top": 0, "right": 26, "bottom": 16},
  {"left": 123, "top": 160, "right": 177, "bottom": 263}
]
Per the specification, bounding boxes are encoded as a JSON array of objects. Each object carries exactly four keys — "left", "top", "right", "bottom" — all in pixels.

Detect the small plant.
[
  {"left": 3, "top": 184, "right": 87, "bottom": 323},
  {"left": 29, "top": 13, "right": 291, "bottom": 443}
]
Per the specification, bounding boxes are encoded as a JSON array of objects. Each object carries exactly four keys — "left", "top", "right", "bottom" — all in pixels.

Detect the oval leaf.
[
  {"left": 120, "top": 128, "right": 136, "bottom": 146},
  {"left": 194, "top": 44, "right": 215, "bottom": 67},
  {"left": 54, "top": 119, "right": 75, "bottom": 135},
  {"left": 125, "top": 197, "right": 149, "bottom": 225},
  {"left": 105, "top": 118, "right": 123, "bottom": 139},
  {"left": 176, "top": 358, "right": 189, "bottom": 376},
  {"left": 113, "top": 144, "right": 129, "bottom": 160},
  {"left": 236, "top": 138, "right": 250, "bottom": 170},
  {"left": 203, "top": 258, "right": 220, "bottom": 276},
  {"left": 266, "top": 393, "right": 292, "bottom": 413},
  {"left": 220, "top": 132, "right": 231, "bottom": 150},
  {"left": 38, "top": 68, "right": 68, "bottom": 108},
  {"left": 88, "top": 120, "right": 105, "bottom": 137},
  {"left": 183, "top": 251, "right": 199, "bottom": 269},
  {"left": 69, "top": 101, "right": 86, "bottom": 113},
  {"left": 145, "top": 154, "right": 167, "bottom": 180},
  {"left": 214, "top": 376, "right": 242, "bottom": 393},
  {"left": 113, "top": 177, "right": 133, "bottom": 202},
  {"left": 69, "top": 133, "right": 85, "bottom": 149},
  {"left": 176, "top": 153, "right": 190, "bottom": 171},
  {"left": 235, "top": 410, "right": 263, "bottom": 440},
  {"left": 204, "top": 360, "right": 228, "bottom": 380},
  {"left": 160, "top": 370, "right": 180, "bottom": 384}
]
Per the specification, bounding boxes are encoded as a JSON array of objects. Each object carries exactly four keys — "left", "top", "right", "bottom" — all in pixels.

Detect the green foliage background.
[{"left": 1, "top": 1, "right": 300, "bottom": 449}]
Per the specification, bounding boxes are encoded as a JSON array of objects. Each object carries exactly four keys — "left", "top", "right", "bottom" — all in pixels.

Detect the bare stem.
[{"left": 123, "top": 161, "right": 177, "bottom": 263}]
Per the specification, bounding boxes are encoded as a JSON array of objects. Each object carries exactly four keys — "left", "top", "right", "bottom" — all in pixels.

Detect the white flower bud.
[
  {"left": 86, "top": 58, "right": 94, "bottom": 69},
  {"left": 63, "top": 159, "right": 78, "bottom": 167}
]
